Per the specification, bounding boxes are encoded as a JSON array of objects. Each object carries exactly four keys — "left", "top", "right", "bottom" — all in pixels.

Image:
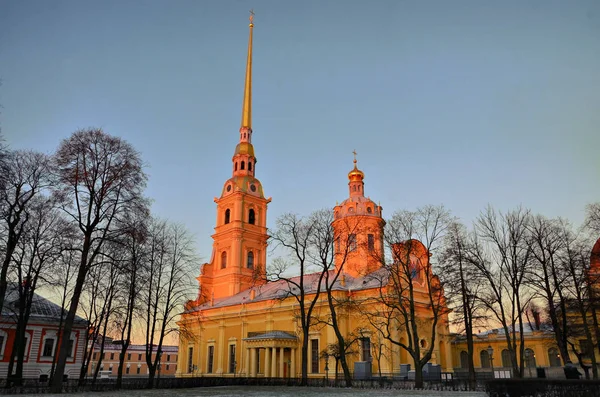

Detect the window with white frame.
[{"left": 41, "top": 331, "right": 57, "bottom": 358}]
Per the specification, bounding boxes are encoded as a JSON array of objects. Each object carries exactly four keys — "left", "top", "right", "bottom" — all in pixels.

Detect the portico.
[{"left": 243, "top": 331, "right": 298, "bottom": 378}]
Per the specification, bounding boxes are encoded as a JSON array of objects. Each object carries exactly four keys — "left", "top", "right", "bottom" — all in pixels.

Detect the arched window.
[
  {"left": 221, "top": 252, "right": 227, "bottom": 269},
  {"left": 241, "top": 161, "right": 245, "bottom": 170},
  {"left": 501, "top": 349, "right": 511, "bottom": 368},
  {"left": 548, "top": 347, "right": 561, "bottom": 367},
  {"left": 235, "top": 162, "right": 238, "bottom": 171},
  {"left": 247, "top": 251, "right": 254, "bottom": 269},
  {"left": 480, "top": 350, "right": 490, "bottom": 368},
  {"left": 248, "top": 162, "right": 252, "bottom": 171},
  {"left": 348, "top": 234, "right": 357, "bottom": 251},
  {"left": 224, "top": 209, "right": 231, "bottom": 224},
  {"left": 524, "top": 348, "right": 536, "bottom": 368},
  {"left": 249, "top": 209, "right": 256, "bottom": 225},
  {"left": 460, "top": 351, "right": 469, "bottom": 369}
]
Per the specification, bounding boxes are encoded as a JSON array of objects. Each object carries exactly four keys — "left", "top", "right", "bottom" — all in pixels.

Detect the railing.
[{"left": 1, "top": 374, "right": 599, "bottom": 394}]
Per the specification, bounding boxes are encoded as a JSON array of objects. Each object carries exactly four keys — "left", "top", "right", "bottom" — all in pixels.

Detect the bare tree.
[
  {"left": 560, "top": 224, "right": 598, "bottom": 379},
  {"left": 0, "top": 151, "right": 51, "bottom": 313},
  {"left": 526, "top": 215, "right": 571, "bottom": 365},
  {"left": 585, "top": 203, "right": 600, "bottom": 236},
  {"left": 472, "top": 206, "right": 533, "bottom": 378},
  {"left": 439, "top": 221, "right": 486, "bottom": 389},
  {"left": 89, "top": 256, "right": 121, "bottom": 385},
  {"left": 141, "top": 220, "right": 196, "bottom": 388},
  {"left": 315, "top": 209, "right": 370, "bottom": 387},
  {"left": 362, "top": 205, "right": 451, "bottom": 389},
  {"left": 50, "top": 128, "right": 148, "bottom": 392},
  {"left": 5, "top": 196, "right": 71, "bottom": 386},
  {"left": 268, "top": 212, "right": 328, "bottom": 386},
  {"left": 78, "top": 258, "right": 112, "bottom": 383},
  {"left": 114, "top": 214, "right": 148, "bottom": 389}
]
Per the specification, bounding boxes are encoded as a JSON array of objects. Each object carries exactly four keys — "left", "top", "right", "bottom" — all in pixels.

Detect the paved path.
[{"left": 23, "top": 386, "right": 487, "bottom": 397}]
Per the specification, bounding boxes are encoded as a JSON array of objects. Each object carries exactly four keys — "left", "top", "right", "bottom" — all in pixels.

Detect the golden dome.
[
  {"left": 234, "top": 142, "right": 255, "bottom": 157},
  {"left": 348, "top": 161, "right": 364, "bottom": 182}
]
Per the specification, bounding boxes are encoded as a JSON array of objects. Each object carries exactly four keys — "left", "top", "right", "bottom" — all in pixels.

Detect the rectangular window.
[
  {"left": 104, "top": 352, "right": 107, "bottom": 360},
  {"left": 348, "top": 234, "right": 357, "bottom": 252},
  {"left": 229, "top": 345, "right": 236, "bottom": 373},
  {"left": 136, "top": 367, "right": 140, "bottom": 374},
  {"left": 368, "top": 234, "right": 375, "bottom": 251},
  {"left": 66, "top": 339, "right": 74, "bottom": 358},
  {"left": 166, "top": 364, "right": 170, "bottom": 371},
  {"left": 127, "top": 353, "right": 131, "bottom": 360},
  {"left": 93, "top": 352, "right": 97, "bottom": 360},
  {"left": 361, "top": 338, "right": 372, "bottom": 362},
  {"left": 42, "top": 338, "right": 55, "bottom": 357},
  {"left": 126, "top": 367, "right": 130, "bottom": 374},
  {"left": 167, "top": 354, "right": 170, "bottom": 362},
  {"left": 311, "top": 339, "right": 319, "bottom": 373},
  {"left": 138, "top": 354, "right": 142, "bottom": 361},
  {"left": 188, "top": 347, "right": 194, "bottom": 373},
  {"left": 110, "top": 353, "right": 114, "bottom": 360},
  {"left": 207, "top": 346, "right": 214, "bottom": 373}
]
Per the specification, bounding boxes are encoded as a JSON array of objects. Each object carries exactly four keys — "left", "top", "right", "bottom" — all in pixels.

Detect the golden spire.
[{"left": 241, "top": 10, "right": 254, "bottom": 130}]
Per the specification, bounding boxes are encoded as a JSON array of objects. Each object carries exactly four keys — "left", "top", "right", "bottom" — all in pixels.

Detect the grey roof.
[
  {"left": 1, "top": 283, "right": 87, "bottom": 324},
  {"left": 186, "top": 268, "right": 391, "bottom": 313}
]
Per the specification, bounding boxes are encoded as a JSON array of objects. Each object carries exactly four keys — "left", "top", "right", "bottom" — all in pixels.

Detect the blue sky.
[{"left": 1, "top": 0, "right": 599, "bottom": 263}]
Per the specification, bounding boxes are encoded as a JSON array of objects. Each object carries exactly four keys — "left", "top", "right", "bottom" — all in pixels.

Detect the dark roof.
[{"left": 1, "top": 283, "right": 86, "bottom": 324}]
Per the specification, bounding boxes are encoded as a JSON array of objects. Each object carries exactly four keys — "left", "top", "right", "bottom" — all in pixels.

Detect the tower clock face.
[{"left": 250, "top": 184, "right": 256, "bottom": 192}]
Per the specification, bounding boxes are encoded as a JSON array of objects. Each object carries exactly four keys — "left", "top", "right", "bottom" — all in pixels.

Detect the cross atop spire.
[
  {"left": 352, "top": 149, "right": 357, "bottom": 164},
  {"left": 249, "top": 9, "right": 255, "bottom": 25}
]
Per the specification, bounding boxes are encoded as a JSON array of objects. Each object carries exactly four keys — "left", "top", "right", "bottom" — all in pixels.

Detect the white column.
[
  {"left": 271, "top": 347, "right": 277, "bottom": 377},
  {"left": 250, "top": 348, "right": 257, "bottom": 377},
  {"left": 265, "top": 347, "right": 271, "bottom": 377},
  {"left": 291, "top": 348, "right": 296, "bottom": 378},
  {"left": 279, "top": 347, "right": 285, "bottom": 378}
]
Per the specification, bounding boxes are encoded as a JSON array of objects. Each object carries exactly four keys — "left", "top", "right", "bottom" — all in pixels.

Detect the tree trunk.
[
  {"left": 413, "top": 358, "right": 423, "bottom": 389},
  {"left": 300, "top": 329, "right": 309, "bottom": 386},
  {"left": 147, "top": 366, "right": 156, "bottom": 389},
  {"left": 0, "top": 230, "right": 18, "bottom": 316},
  {"left": 49, "top": 258, "right": 87, "bottom": 392}
]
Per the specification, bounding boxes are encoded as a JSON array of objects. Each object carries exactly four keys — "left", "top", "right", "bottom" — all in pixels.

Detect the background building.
[
  {"left": 0, "top": 285, "right": 87, "bottom": 381},
  {"left": 87, "top": 342, "right": 178, "bottom": 378}
]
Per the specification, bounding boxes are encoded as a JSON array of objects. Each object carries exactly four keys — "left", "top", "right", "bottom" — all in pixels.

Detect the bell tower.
[
  {"left": 333, "top": 152, "right": 385, "bottom": 278},
  {"left": 197, "top": 12, "right": 271, "bottom": 302}
]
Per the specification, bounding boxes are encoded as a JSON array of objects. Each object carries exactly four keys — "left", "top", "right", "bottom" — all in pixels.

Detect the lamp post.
[{"left": 487, "top": 345, "right": 494, "bottom": 379}]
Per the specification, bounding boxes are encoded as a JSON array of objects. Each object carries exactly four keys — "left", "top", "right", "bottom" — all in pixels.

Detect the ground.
[{"left": 23, "top": 386, "right": 487, "bottom": 397}]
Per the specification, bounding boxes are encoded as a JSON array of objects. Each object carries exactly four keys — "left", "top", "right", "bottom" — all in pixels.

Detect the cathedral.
[{"left": 176, "top": 15, "right": 453, "bottom": 379}]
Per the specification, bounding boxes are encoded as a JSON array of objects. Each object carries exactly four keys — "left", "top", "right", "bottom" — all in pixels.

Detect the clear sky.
[{"left": 1, "top": 0, "right": 599, "bottom": 264}]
